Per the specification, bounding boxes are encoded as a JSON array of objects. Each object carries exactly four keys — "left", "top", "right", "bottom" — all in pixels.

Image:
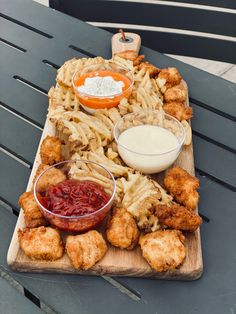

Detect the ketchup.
[{"left": 42, "top": 179, "right": 110, "bottom": 217}]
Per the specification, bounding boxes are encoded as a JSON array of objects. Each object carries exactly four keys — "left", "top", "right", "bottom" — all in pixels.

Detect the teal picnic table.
[{"left": 0, "top": 0, "right": 236, "bottom": 313}]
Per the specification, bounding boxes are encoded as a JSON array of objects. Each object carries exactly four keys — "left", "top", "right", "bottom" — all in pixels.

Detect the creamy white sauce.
[
  {"left": 77, "top": 76, "right": 124, "bottom": 96},
  {"left": 118, "top": 125, "right": 180, "bottom": 174}
]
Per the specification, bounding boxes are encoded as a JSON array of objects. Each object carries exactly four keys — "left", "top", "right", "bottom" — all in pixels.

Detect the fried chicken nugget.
[
  {"left": 34, "top": 164, "right": 66, "bottom": 193},
  {"left": 164, "top": 167, "right": 200, "bottom": 210},
  {"left": 115, "top": 50, "right": 145, "bottom": 66},
  {"left": 155, "top": 204, "right": 202, "bottom": 232},
  {"left": 137, "top": 62, "right": 160, "bottom": 78},
  {"left": 40, "top": 136, "right": 62, "bottom": 165},
  {"left": 163, "top": 102, "right": 193, "bottom": 121},
  {"left": 18, "top": 226, "right": 63, "bottom": 261},
  {"left": 164, "top": 84, "right": 187, "bottom": 103},
  {"left": 66, "top": 230, "right": 107, "bottom": 270},
  {"left": 139, "top": 230, "right": 185, "bottom": 272},
  {"left": 106, "top": 207, "right": 140, "bottom": 250},
  {"left": 18, "top": 191, "right": 48, "bottom": 228},
  {"left": 158, "top": 68, "right": 182, "bottom": 88}
]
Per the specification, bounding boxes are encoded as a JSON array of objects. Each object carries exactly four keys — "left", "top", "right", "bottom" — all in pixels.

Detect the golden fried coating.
[
  {"left": 66, "top": 230, "right": 107, "bottom": 270},
  {"left": 164, "top": 167, "right": 200, "bottom": 210},
  {"left": 18, "top": 227, "right": 63, "bottom": 261},
  {"left": 155, "top": 204, "right": 202, "bottom": 232},
  {"left": 158, "top": 68, "right": 182, "bottom": 88},
  {"left": 133, "top": 54, "right": 145, "bottom": 66},
  {"left": 18, "top": 192, "right": 48, "bottom": 228},
  {"left": 34, "top": 164, "right": 66, "bottom": 193},
  {"left": 163, "top": 102, "right": 193, "bottom": 121},
  {"left": 115, "top": 50, "right": 145, "bottom": 66},
  {"left": 137, "top": 62, "right": 160, "bottom": 77},
  {"left": 139, "top": 230, "right": 185, "bottom": 272},
  {"left": 164, "top": 84, "right": 187, "bottom": 103},
  {"left": 106, "top": 207, "right": 140, "bottom": 250},
  {"left": 40, "top": 136, "right": 62, "bottom": 165}
]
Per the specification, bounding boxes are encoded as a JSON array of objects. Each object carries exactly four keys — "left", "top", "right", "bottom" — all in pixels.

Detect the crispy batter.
[
  {"left": 66, "top": 230, "right": 107, "bottom": 270},
  {"left": 164, "top": 167, "right": 200, "bottom": 210},
  {"left": 115, "top": 50, "right": 145, "bottom": 66},
  {"left": 40, "top": 136, "right": 62, "bottom": 165},
  {"left": 164, "top": 84, "right": 187, "bottom": 103},
  {"left": 158, "top": 68, "right": 182, "bottom": 88},
  {"left": 155, "top": 204, "right": 202, "bottom": 232},
  {"left": 163, "top": 102, "right": 193, "bottom": 121},
  {"left": 106, "top": 207, "right": 140, "bottom": 250},
  {"left": 139, "top": 230, "right": 185, "bottom": 272},
  {"left": 34, "top": 164, "right": 66, "bottom": 193},
  {"left": 137, "top": 62, "right": 160, "bottom": 77},
  {"left": 18, "top": 227, "right": 63, "bottom": 261},
  {"left": 18, "top": 192, "right": 48, "bottom": 228}
]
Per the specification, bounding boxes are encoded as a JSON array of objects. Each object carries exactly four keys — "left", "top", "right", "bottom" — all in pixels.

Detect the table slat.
[
  {"left": 1, "top": 0, "right": 236, "bottom": 119},
  {"left": 0, "top": 277, "right": 42, "bottom": 314},
  {"left": 0, "top": 152, "right": 31, "bottom": 210}
]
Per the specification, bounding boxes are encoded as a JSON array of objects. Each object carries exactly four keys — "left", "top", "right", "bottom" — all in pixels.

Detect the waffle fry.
[
  {"left": 57, "top": 56, "right": 104, "bottom": 87},
  {"left": 81, "top": 147, "right": 131, "bottom": 178},
  {"left": 181, "top": 120, "right": 192, "bottom": 146},
  {"left": 48, "top": 84, "right": 80, "bottom": 112}
]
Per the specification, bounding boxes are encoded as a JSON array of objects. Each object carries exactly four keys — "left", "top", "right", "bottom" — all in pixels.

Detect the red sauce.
[{"left": 41, "top": 179, "right": 110, "bottom": 217}]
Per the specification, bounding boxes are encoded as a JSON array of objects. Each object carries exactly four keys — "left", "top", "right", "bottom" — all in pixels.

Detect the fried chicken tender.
[
  {"left": 115, "top": 50, "right": 145, "bottom": 66},
  {"left": 40, "top": 136, "right": 62, "bottom": 165},
  {"left": 164, "top": 84, "right": 187, "bottom": 103},
  {"left": 155, "top": 204, "right": 202, "bottom": 232},
  {"left": 158, "top": 68, "right": 182, "bottom": 88},
  {"left": 18, "top": 227, "right": 63, "bottom": 261},
  {"left": 139, "top": 230, "right": 185, "bottom": 272},
  {"left": 66, "top": 230, "right": 107, "bottom": 270},
  {"left": 137, "top": 62, "right": 160, "bottom": 78},
  {"left": 34, "top": 164, "right": 66, "bottom": 193},
  {"left": 106, "top": 207, "right": 140, "bottom": 250},
  {"left": 163, "top": 102, "right": 193, "bottom": 121},
  {"left": 18, "top": 192, "right": 48, "bottom": 228},
  {"left": 164, "top": 167, "right": 200, "bottom": 210}
]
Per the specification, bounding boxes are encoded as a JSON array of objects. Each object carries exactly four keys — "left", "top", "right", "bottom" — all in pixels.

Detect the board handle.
[{"left": 111, "top": 31, "right": 141, "bottom": 56}]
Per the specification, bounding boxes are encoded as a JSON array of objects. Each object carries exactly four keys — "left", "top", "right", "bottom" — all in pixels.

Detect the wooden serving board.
[
  {"left": 7, "top": 29, "right": 203, "bottom": 278},
  {"left": 7, "top": 84, "right": 203, "bottom": 280}
]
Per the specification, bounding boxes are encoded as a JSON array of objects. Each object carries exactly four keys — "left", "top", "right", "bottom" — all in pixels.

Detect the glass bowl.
[
  {"left": 114, "top": 110, "right": 186, "bottom": 174},
  {"left": 34, "top": 160, "right": 116, "bottom": 232},
  {"left": 72, "top": 61, "right": 133, "bottom": 110}
]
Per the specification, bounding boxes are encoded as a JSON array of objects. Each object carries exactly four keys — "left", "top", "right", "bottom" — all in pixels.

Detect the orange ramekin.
[{"left": 72, "top": 62, "right": 133, "bottom": 109}]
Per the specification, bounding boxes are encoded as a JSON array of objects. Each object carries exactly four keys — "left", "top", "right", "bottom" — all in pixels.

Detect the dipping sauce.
[
  {"left": 117, "top": 125, "right": 180, "bottom": 174},
  {"left": 73, "top": 70, "right": 132, "bottom": 109},
  {"left": 41, "top": 179, "right": 110, "bottom": 217}
]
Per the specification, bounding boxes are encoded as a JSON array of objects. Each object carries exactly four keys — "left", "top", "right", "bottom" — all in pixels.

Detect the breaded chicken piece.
[
  {"left": 139, "top": 230, "right": 185, "bottom": 272},
  {"left": 115, "top": 50, "right": 145, "bottom": 66},
  {"left": 164, "top": 167, "right": 200, "bottom": 210},
  {"left": 34, "top": 164, "right": 66, "bottom": 193},
  {"left": 163, "top": 102, "right": 193, "bottom": 121},
  {"left": 106, "top": 207, "right": 140, "bottom": 250},
  {"left": 66, "top": 230, "right": 107, "bottom": 270},
  {"left": 164, "top": 84, "right": 187, "bottom": 103},
  {"left": 155, "top": 204, "right": 202, "bottom": 232},
  {"left": 40, "top": 136, "right": 62, "bottom": 165},
  {"left": 137, "top": 62, "right": 160, "bottom": 78},
  {"left": 18, "top": 226, "right": 63, "bottom": 261},
  {"left": 158, "top": 68, "right": 182, "bottom": 88},
  {"left": 18, "top": 191, "right": 48, "bottom": 228}
]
